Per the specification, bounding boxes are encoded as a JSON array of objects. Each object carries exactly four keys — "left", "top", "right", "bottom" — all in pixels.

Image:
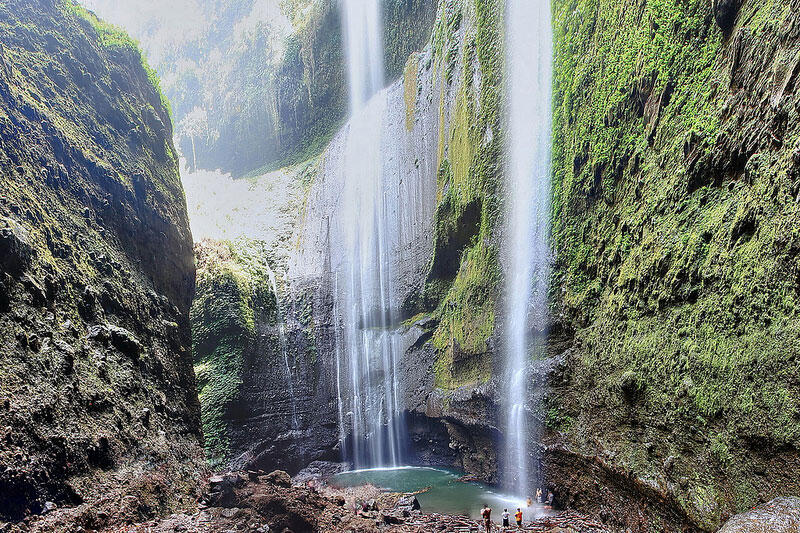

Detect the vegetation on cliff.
[
  {"left": 192, "top": 239, "right": 276, "bottom": 466},
  {"left": 0, "top": 0, "right": 200, "bottom": 521},
  {"left": 406, "top": 0, "right": 504, "bottom": 390},
  {"left": 551, "top": 0, "right": 800, "bottom": 527}
]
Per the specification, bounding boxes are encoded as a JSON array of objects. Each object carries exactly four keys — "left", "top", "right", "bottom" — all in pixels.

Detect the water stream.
[
  {"left": 503, "top": 0, "right": 554, "bottom": 496},
  {"left": 334, "top": 0, "right": 406, "bottom": 468},
  {"left": 266, "top": 266, "right": 298, "bottom": 430}
]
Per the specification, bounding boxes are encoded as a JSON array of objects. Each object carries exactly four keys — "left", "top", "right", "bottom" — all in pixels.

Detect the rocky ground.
[{"left": 6, "top": 470, "right": 613, "bottom": 533}]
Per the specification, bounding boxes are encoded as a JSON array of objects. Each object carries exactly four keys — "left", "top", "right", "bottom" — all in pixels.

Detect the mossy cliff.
[
  {"left": 548, "top": 0, "right": 800, "bottom": 529},
  {"left": 398, "top": 0, "right": 800, "bottom": 528},
  {"left": 402, "top": 0, "right": 504, "bottom": 391},
  {"left": 192, "top": 240, "right": 275, "bottom": 467},
  {"left": 0, "top": 0, "right": 201, "bottom": 524},
  {"left": 192, "top": 237, "right": 339, "bottom": 473}
]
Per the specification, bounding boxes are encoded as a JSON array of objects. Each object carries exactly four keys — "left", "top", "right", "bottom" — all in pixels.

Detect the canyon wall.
[
  {"left": 0, "top": 0, "right": 202, "bottom": 523},
  {"left": 190, "top": 0, "right": 800, "bottom": 531},
  {"left": 545, "top": 0, "right": 800, "bottom": 529}
]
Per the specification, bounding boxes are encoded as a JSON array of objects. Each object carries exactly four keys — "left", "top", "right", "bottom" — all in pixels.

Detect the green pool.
[{"left": 330, "top": 466, "right": 553, "bottom": 520}]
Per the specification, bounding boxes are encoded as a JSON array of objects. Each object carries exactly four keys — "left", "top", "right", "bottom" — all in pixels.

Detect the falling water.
[
  {"left": 343, "top": 0, "right": 383, "bottom": 112},
  {"left": 266, "top": 266, "right": 298, "bottom": 430},
  {"left": 503, "top": 0, "right": 553, "bottom": 497},
  {"left": 334, "top": 0, "right": 405, "bottom": 468}
]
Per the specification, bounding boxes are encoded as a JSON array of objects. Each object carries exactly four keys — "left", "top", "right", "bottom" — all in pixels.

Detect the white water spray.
[
  {"left": 334, "top": 0, "right": 405, "bottom": 468},
  {"left": 503, "top": 0, "right": 553, "bottom": 497}
]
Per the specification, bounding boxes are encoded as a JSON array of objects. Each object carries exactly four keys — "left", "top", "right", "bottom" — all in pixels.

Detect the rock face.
[
  {"left": 718, "top": 497, "right": 800, "bottom": 532},
  {"left": 0, "top": 0, "right": 201, "bottom": 522},
  {"left": 548, "top": 0, "right": 800, "bottom": 529},
  {"left": 191, "top": 238, "right": 342, "bottom": 473},
  {"left": 713, "top": 0, "right": 742, "bottom": 33}
]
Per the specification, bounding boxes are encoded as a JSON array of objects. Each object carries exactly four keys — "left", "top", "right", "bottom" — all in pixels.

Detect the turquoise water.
[{"left": 330, "top": 466, "right": 553, "bottom": 520}]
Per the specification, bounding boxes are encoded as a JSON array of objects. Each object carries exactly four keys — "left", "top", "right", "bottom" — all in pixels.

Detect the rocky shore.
[{"left": 8, "top": 470, "right": 613, "bottom": 533}]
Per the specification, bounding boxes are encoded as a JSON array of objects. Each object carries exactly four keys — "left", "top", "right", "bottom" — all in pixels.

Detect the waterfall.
[
  {"left": 343, "top": 0, "right": 383, "bottom": 111},
  {"left": 334, "top": 0, "right": 406, "bottom": 468},
  {"left": 503, "top": 0, "right": 553, "bottom": 497},
  {"left": 267, "top": 266, "right": 298, "bottom": 430}
]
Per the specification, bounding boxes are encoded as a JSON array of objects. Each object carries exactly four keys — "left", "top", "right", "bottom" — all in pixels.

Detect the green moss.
[
  {"left": 191, "top": 239, "right": 276, "bottom": 466},
  {"left": 404, "top": 53, "right": 420, "bottom": 131},
  {"left": 552, "top": 0, "right": 800, "bottom": 524},
  {"left": 432, "top": 243, "right": 499, "bottom": 388},
  {"left": 421, "top": 0, "right": 503, "bottom": 390}
]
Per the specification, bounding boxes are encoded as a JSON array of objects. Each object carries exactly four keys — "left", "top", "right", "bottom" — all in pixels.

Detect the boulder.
[
  {"left": 262, "top": 470, "right": 292, "bottom": 488},
  {"left": 206, "top": 473, "right": 245, "bottom": 507},
  {"left": 396, "top": 495, "right": 421, "bottom": 512},
  {"left": 718, "top": 497, "right": 800, "bottom": 532},
  {"left": 0, "top": 219, "right": 33, "bottom": 277}
]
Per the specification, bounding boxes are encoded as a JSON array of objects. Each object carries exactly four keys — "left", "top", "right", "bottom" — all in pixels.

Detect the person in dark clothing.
[{"left": 481, "top": 504, "right": 492, "bottom": 532}]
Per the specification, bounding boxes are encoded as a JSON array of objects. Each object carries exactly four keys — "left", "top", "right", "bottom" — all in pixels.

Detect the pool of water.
[{"left": 330, "top": 466, "right": 553, "bottom": 520}]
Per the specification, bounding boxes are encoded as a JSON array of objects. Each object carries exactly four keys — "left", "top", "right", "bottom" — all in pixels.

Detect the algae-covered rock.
[
  {"left": 549, "top": 0, "right": 800, "bottom": 529},
  {"left": 0, "top": 0, "right": 201, "bottom": 522}
]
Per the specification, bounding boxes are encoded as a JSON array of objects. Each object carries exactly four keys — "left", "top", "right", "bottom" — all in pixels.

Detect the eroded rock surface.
[
  {"left": 718, "top": 497, "right": 800, "bottom": 532},
  {"left": 0, "top": 0, "right": 201, "bottom": 523}
]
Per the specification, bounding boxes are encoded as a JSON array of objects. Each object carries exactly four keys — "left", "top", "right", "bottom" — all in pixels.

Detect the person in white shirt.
[{"left": 502, "top": 508, "right": 510, "bottom": 527}]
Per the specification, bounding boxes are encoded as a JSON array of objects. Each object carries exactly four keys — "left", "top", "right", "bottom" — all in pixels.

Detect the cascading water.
[
  {"left": 334, "top": 0, "right": 406, "bottom": 468},
  {"left": 503, "top": 0, "right": 554, "bottom": 497},
  {"left": 267, "top": 266, "right": 298, "bottom": 430}
]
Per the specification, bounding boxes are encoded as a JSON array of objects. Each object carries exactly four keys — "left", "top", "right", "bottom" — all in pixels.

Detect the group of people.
[
  {"left": 479, "top": 489, "right": 555, "bottom": 531},
  {"left": 480, "top": 505, "right": 522, "bottom": 531}
]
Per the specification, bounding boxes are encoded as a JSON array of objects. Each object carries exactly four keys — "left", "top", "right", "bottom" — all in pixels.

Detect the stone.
[
  {"left": 0, "top": 219, "right": 33, "bottom": 278},
  {"left": 718, "top": 497, "right": 800, "bottom": 532},
  {"left": 381, "top": 511, "right": 404, "bottom": 525},
  {"left": 262, "top": 470, "right": 291, "bottom": 488},
  {"left": 397, "top": 495, "right": 421, "bottom": 511},
  {"left": 107, "top": 324, "right": 142, "bottom": 359}
]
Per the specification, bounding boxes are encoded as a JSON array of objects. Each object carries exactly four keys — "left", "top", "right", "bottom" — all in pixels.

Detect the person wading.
[
  {"left": 502, "top": 508, "right": 510, "bottom": 528},
  {"left": 515, "top": 508, "right": 523, "bottom": 529},
  {"left": 481, "top": 503, "right": 492, "bottom": 532}
]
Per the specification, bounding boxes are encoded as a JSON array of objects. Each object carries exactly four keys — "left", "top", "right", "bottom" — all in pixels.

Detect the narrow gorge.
[{"left": 1, "top": 0, "right": 800, "bottom": 532}]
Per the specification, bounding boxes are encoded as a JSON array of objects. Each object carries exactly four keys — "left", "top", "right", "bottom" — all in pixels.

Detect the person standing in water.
[
  {"left": 501, "top": 508, "right": 510, "bottom": 528},
  {"left": 515, "top": 508, "right": 523, "bottom": 528},
  {"left": 481, "top": 504, "right": 492, "bottom": 532}
]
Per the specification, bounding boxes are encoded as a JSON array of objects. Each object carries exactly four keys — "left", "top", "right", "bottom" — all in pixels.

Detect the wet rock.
[
  {"left": 107, "top": 324, "right": 141, "bottom": 359},
  {"left": 87, "top": 324, "right": 110, "bottom": 343},
  {"left": 262, "top": 470, "right": 291, "bottom": 488},
  {"left": 718, "top": 497, "right": 800, "bottom": 532},
  {"left": 0, "top": 219, "right": 33, "bottom": 278},
  {"left": 713, "top": 0, "right": 741, "bottom": 34},
  {"left": 292, "top": 461, "right": 347, "bottom": 485}
]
